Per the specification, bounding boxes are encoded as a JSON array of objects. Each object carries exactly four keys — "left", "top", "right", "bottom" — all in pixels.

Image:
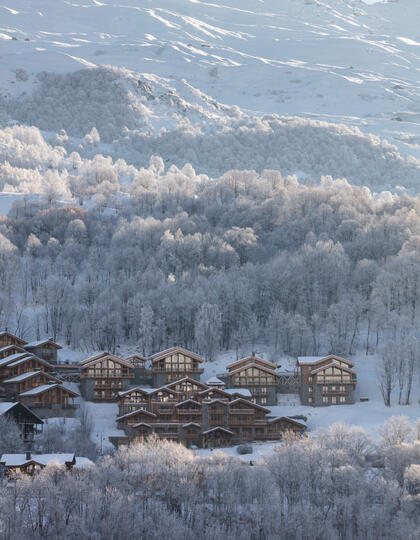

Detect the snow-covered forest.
[
  {"left": 1, "top": 140, "right": 420, "bottom": 367},
  {"left": 1, "top": 423, "right": 420, "bottom": 540}
]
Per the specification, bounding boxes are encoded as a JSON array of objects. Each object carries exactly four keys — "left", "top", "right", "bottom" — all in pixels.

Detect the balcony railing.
[{"left": 152, "top": 366, "right": 204, "bottom": 374}]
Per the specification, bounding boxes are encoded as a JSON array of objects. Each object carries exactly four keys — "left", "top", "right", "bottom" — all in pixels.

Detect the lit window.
[
  {"left": 323, "top": 396, "right": 328, "bottom": 403},
  {"left": 308, "top": 397, "right": 313, "bottom": 403}
]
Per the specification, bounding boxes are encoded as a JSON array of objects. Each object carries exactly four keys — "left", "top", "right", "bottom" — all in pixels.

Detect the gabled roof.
[
  {"left": 116, "top": 409, "right": 157, "bottom": 421},
  {"left": 0, "top": 453, "right": 75, "bottom": 467},
  {"left": 182, "top": 422, "right": 201, "bottom": 429},
  {"left": 25, "top": 339, "right": 62, "bottom": 350},
  {"left": 228, "top": 363, "right": 278, "bottom": 377},
  {"left": 132, "top": 422, "right": 152, "bottom": 429},
  {"left": 226, "top": 355, "right": 276, "bottom": 371},
  {"left": 0, "top": 332, "right": 27, "bottom": 346},
  {"left": 199, "top": 387, "right": 231, "bottom": 399},
  {"left": 229, "top": 398, "right": 270, "bottom": 413},
  {"left": 3, "top": 371, "right": 60, "bottom": 384},
  {"left": 150, "top": 346, "right": 203, "bottom": 364},
  {"left": 175, "top": 399, "right": 201, "bottom": 408},
  {"left": 118, "top": 386, "right": 153, "bottom": 398},
  {"left": 0, "top": 344, "right": 26, "bottom": 355},
  {"left": 148, "top": 387, "right": 180, "bottom": 397},
  {"left": 126, "top": 354, "right": 147, "bottom": 363},
  {"left": 297, "top": 355, "right": 354, "bottom": 367},
  {"left": 202, "top": 426, "right": 234, "bottom": 436},
  {"left": 19, "top": 384, "right": 79, "bottom": 397},
  {"left": 8, "top": 355, "right": 52, "bottom": 369},
  {"left": 164, "top": 377, "right": 208, "bottom": 390},
  {"left": 268, "top": 416, "right": 307, "bottom": 429},
  {"left": 0, "top": 402, "right": 43, "bottom": 424},
  {"left": 0, "top": 352, "right": 32, "bottom": 368},
  {"left": 79, "top": 352, "right": 109, "bottom": 366},
  {"left": 310, "top": 363, "right": 356, "bottom": 376},
  {"left": 80, "top": 353, "right": 134, "bottom": 370}
]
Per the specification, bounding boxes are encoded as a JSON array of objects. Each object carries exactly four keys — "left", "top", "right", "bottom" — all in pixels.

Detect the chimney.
[{"left": 26, "top": 451, "right": 31, "bottom": 460}]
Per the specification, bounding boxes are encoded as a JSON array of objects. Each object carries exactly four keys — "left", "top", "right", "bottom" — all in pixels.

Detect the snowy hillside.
[{"left": 0, "top": 0, "right": 419, "bottom": 191}]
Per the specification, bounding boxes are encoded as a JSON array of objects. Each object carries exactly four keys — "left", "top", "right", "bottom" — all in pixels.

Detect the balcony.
[
  {"left": 177, "top": 409, "right": 202, "bottom": 415},
  {"left": 152, "top": 367, "right": 204, "bottom": 374},
  {"left": 81, "top": 371, "right": 134, "bottom": 379}
]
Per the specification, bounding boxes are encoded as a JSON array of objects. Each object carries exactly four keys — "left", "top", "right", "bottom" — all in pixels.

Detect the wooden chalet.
[
  {"left": 0, "top": 352, "right": 33, "bottom": 378},
  {"left": 0, "top": 452, "right": 76, "bottom": 476},
  {"left": 24, "top": 338, "right": 62, "bottom": 364},
  {"left": 297, "top": 355, "right": 357, "bottom": 406},
  {"left": 3, "top": 370, "right": 62, "bottom": 398},
  {"left": 79, "top": 353, "right": 134, "bottom": 401},
  {"left": 0, "top": 332, "right": 27, "bottom": 349},
  {"left": 0, "top": 402, "right": 43, "bottom": 443},
  {"left": 18, "top": 383, "right": 79, "bottom": 413},
  {"left": 226, "top": 355, "right": 278, "bottom": 405},
  {"left": 117, "top": 378, "right": 306, "bottom": 448},
  {"left": 0, "top": 344, "right": 26, "bottom": 360},
  {"left": 150, "top": 347, "right": 204, "bottom": 386}
]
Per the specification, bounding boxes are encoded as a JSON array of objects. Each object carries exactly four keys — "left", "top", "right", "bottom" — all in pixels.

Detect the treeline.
[
  {"left": 1, "top": 419, "right": 420, "bottom": 540},
  {"left": 1, "top": 162, "right": 420, "bottom": 370}
]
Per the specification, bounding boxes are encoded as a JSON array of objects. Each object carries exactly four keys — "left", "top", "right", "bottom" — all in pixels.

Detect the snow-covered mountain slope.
[{"left": 0, "top": 0, "right": 419, "bottom": 189}]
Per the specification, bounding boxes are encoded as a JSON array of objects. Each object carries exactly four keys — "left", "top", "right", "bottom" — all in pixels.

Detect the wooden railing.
[{"left": 152, "top": 366, "right": 204, "bottom": 374}]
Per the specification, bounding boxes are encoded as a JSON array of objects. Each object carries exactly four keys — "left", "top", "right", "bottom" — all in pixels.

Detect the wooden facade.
[
  {"left": 19, "top": 384, "right": 79, "bottom": 411},
  {"left": 226, "top": 356, "right": 278, "bottom": 405},
  {"left": 150, "top": 347, "right": 204, "bottom": 386},
  {"left": 117, "top": 378, "right": 306, "bottom": 448},
  {"left": 24, "top": 339, "right": 62, "bottom": 364},
  {"left": 79, "top": 353, "right": 134, "bottom": 401},
  {"left": 297, "top": 355, "right": 357, "bottom": 406},
  {"left": 0, "top": 336, "right": 80, "bottom": 415},
  {"left": 0, "top": 452, "right": 76, "bottom": 477},
  {"left": 0, "top": 332, "right": 27, "bottom": 349},
  {"left": 3, "top": 370, "right": 62, "bottom": 397}
]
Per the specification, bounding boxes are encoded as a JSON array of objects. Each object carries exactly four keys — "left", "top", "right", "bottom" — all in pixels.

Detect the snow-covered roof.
[
  {"left": 19, "top": 383, "right": 79, "bottom": 397},
  {"left": 310, "top": 362, "right": 356, "bottom": 375},
  {"left": 0, "top": 345, "right": 24, "bottom": 353},
  {"left": 74, "top": 457, "right": 95, "bottom": 469},
  {"left": 268, "top": 416, "right": 307, "bottom": 428},
  {"left": 228, "top": 363, "right": 278, "bottom": 377},
  {"left": 297, "top": 355, "right": 354, "bottom": 367},
  {"left": 0, "top": 402, "right": 15, "bottom": 415},
  {"left": 25, "top": 339, "right": 61, "bottom": 349},
  {"left": 202, "top": 427, "right": 234, "bottom": 436},
  {"left": 206, "top": 377, "right": 225, "bottom": 385},
  {"left": 81, "top": 354, "right": 133, "bottom": 369},
  {"left": 175, "top": 399, "right": 201, "bottom": 407},
  {"left": 150, "top": 346, "right": 203, "bottom": 363},
  {"left": 118, "top": 386, "right": 154, "bottom": 397},
  {"left": 116, "top": 409, "right": 157, "bottom": 421},
  {"left": 7, "top": 355, "right": 51, "bottom": 368},
  {"left": 224, "top": 388, "right": 252, "bottom": 397},
  {"left": 0, "top": 402, "right": 43, "bottom": 423},
  {"left": 3, "top": 371, "right": 57, "bottom": 384},
  {"left": 182, "top": 422, "right": 201, "bottom": 428},
  {"left": 0, "top": 353, "right": 31, "bottom": 367},
  {"left": 0, "top": 453, "right": 75, "bottom": 467}
]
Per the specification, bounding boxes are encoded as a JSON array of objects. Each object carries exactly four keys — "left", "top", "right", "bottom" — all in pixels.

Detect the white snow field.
[{"left": 0, "top": 0, "right": 419, "bottom": 191}]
